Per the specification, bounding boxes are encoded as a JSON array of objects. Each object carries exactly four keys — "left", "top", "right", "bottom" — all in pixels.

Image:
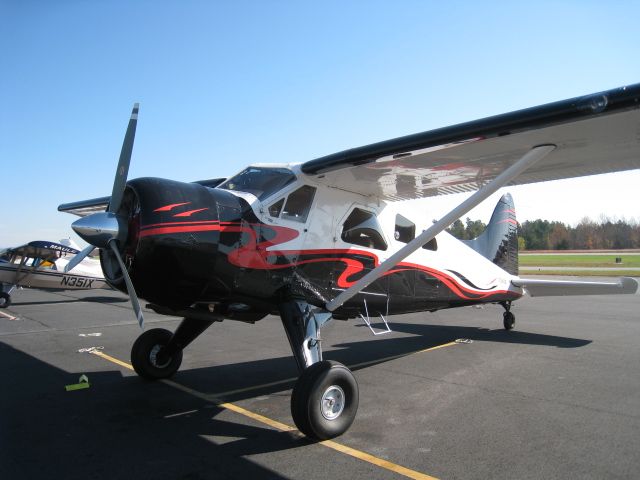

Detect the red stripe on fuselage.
[
  {"left": 136, "top": 220, "right": 519, "bottom": 301},
  {"left": 141, "top": 220, "right": 220, "bottom": 230},
  {"left": 139, "top": 224, "right": 222, "bottom": 237}
]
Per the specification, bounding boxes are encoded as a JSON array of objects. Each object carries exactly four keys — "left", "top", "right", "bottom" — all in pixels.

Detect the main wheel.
[
  {"left": 0, "top": 292, "right": 10, "bottom": 308},
  {"left": 131, "top": 328, "right": 183, "bottom": 380},
  {"left": 291, "top": 360, "right": 359, "bottom": 440},
  {"left": 503, "top": 311, "right": 515, "bottom": 330}
]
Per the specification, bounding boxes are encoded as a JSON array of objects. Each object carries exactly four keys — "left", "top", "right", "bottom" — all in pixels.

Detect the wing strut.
[{"left": 325, "top": 144, "right": 556, "bottom": 312}]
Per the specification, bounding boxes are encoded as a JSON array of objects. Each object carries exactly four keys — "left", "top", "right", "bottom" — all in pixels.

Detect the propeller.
[
  {"left": 64, "top": 244, "right": 95, "bottom": 273},
  {"left": 65, "top": 104, "right": 145, "bottom": 328}
]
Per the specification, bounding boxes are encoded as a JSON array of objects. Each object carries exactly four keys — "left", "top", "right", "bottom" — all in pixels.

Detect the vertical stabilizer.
[
  {"left": 60, "top": 238, "right": 81, "bottom": 251},
  {"left": 463, "top": 194, "right": 518, "bottom": 275}
]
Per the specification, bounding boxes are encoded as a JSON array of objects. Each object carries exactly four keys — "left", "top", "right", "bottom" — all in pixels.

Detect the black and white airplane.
[
  {"left": 59, "top": 84, "right": 640, "bottom": 440},
  {"left": 0, "top": 240, "right": 109, "bottom": 308}
]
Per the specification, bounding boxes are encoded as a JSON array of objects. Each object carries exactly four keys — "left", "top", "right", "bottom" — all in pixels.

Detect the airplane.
[
  {"left": 59, "top": 84, "right": 640, "bottom": 440},
  {"left": 0, "top": 240, "right": 110, "bottom": 308}
]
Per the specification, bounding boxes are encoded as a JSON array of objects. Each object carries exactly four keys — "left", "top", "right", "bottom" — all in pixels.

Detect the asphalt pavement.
[{"left": 1, "top": 280, "right": 638, "bottom": 480}]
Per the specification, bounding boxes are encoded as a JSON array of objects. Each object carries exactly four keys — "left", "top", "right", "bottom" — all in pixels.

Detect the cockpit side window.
[
  {"left": 218, "top": 167, "right": 296, "bottom": 200},
  {"left": 281, "top": 185, "right": 316, "bottom": 223},
  {"left": 341, "top": 208, "right": 388, "bottom": 251},
  {"left": 268, "top": 198, "right": 285, "bottom": 218}
]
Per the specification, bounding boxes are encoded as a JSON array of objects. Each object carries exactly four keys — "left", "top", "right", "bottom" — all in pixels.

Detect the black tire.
[
  {"left": 131, "top": 328, "right": 183, "bottom": 380},
  {"left": 291, "top": 360, "right": 359, "bottom": 440},
  {"left": 503, "top": 311, "right": 515, "bottom": 330},
  {"left": 0, "top": 292, "right": 11, "bottom": 308}
]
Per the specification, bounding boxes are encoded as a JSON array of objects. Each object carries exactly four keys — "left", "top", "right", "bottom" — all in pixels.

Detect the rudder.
[{"left": 463, "top": 193, "right": 518, "bottom": 275}]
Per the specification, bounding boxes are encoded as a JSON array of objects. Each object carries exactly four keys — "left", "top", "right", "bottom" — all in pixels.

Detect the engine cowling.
[{"left": 101, "top": 177, "right": 242, "bottom": 309}]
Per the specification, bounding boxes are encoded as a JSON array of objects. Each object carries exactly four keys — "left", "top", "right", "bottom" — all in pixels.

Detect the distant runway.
[
  {"left": 521, "top": 266, "right": 640, "bottom": 271},
  {"left": 1, "top": 284, "right": 639, "bottom": 479}
]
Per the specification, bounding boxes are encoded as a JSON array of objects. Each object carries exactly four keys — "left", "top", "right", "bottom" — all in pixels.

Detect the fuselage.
[
  {"left": 0, "top": 256, "right": 109, "bottom": 291},
  {"left": 119, "top": 164, "right": 523, "bottom": 319}
]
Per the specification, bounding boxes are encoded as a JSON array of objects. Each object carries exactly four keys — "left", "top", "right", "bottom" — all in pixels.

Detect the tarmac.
[{"left": 1, "top": 279, "right": 639, "bottom": 480}]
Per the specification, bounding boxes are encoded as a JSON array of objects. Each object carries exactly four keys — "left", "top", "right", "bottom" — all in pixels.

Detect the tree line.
[{"left": 447, "top": 217, "right": 640, "bottom": 250}]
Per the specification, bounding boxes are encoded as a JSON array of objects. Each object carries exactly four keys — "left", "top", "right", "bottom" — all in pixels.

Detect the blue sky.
[{"left": 1, "top": 1, "right": 639, "bottom": 246}]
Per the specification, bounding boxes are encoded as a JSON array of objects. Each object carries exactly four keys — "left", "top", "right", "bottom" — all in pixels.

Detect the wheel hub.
[
  {"left": 321, "top": 385, "right": 345, "bottom": 420},
  {"left": 149, "top": 345, "right": 171, "bottom": 368}
]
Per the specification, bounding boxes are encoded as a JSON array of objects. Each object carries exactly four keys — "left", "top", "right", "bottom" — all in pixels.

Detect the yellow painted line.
[
  {"left": 213, "top": 340, "right": 461, "bottom": 398},
  {"left": 213, "top": 377, "right": 295, "bottom": 397},
  {"left": 220, "top": 402, "right": 297, "bottom": 432},
  {"left": 93, "top": 350, "right": 135, "bottom": 370},
  {"left": 349, "top": 341, "right": 459, "bottom": 370},
  {"left": 164, "top": 409, "right": 199, "bottom": 419},
  {"left": 0, "top": 310, "right": 17, "bottom": 321},
  {"left": 89, "top": 349, "right": 442, "bottom": 480},
  {"left": 321, "top": 440, "right": 438, "bottom": 480}
]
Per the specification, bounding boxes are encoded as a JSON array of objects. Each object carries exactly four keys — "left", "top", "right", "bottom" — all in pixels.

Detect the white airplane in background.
[
  {"left": 60, "top": 84, "right": 640, "bottom": 440},
  {"left": 0, "top": 240, "right": 110, "bottom": 307}
]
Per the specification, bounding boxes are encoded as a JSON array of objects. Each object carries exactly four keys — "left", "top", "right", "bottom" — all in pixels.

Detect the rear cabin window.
[
  {"left": 281, "top": 185, "right": 316, "bottom": 223},
  {"left": 341, "top": 208, "right": 388, "bottom": 250},
  {"left": 422, "top": 238, "right": 438, "bottom": 251},
  {"left": 422, "top": 238, "right": 438, "bottom": 252},
  {"left": 395, "top": 214, "right": 415, "bottom": 243}
]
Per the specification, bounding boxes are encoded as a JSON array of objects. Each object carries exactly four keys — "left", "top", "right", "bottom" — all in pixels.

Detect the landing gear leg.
[
  {"left": 131, "top": 317, "right": 215, "bottom": 379},
  {"left": 279, "top": 300, "right": 359, "bottom": 440},
  {"left": 500, "top": 301, "right": 515, "bottom": 330}
]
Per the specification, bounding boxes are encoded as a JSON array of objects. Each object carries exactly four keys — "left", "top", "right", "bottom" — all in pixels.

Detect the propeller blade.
[
  {"left": 109, "top": 103, "right": 139, "bottom": 214},
  {"left": 64, "top": 245, "right": 95, "bottom": 273},
  {"left": 109, "top": 241, "right": 144, "bottom": 329}
]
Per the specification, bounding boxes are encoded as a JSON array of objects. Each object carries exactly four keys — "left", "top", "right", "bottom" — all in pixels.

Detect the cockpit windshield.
[{"left": 218, "top": 167, "right": 296, "bottom": 200}]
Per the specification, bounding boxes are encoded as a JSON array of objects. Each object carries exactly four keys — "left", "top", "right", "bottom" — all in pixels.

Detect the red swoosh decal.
[
  {"left": 154, "top": 202, "right": 191, "bottom": 212},
  {"left": 137, "top": 220, "right": 519, "bottom": 301},
  {"left": 173, "top": 208, "right": 209, "bottom": 217}
]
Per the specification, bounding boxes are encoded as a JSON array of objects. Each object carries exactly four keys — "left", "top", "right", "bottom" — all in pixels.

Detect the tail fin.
[
  {"left": 60, "top": 238, "right": 81, "bottom": 250},
  {"left": 463, "top": 193, "right": 518, "bottom": 275}
]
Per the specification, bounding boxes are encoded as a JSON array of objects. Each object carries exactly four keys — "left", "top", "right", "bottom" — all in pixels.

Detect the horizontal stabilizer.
[{"left": 512, "top": 277, "right": 638, "bottom": 297}]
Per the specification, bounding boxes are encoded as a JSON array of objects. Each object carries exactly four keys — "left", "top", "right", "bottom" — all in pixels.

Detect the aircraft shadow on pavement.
[
  {"left": 83, "top": 295, "right": 129, "bottom": 303},
  {"left": 351, "top": 321, "right": 592, "bottom": 348},
  {"left": 0, "top": 341, "right": 295, "bottom": 480},
  {"left": 11, "top": 295, "right": 129, "bottom": 306},
  {"left": 0, "top": 320, "right": 593, "bottom": 478},
  {"left": 174, "top": 320, "right": 591, "bottom": 404}
]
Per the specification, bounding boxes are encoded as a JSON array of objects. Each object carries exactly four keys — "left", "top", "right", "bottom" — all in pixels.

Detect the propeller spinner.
[{"left": 65, "top": 104, "right": 145, "bottom": 328}]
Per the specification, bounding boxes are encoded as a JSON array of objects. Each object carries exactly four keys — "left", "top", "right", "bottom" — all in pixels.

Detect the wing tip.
[{"left": 619, "top": 277, "right": 639, "bottom": 294}]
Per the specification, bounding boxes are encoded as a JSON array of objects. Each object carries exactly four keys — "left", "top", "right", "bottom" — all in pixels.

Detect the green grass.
[
  {"left": 519, "top": 254, "right": 640, "bottom": 268},
  {"left": 520, "top": 269, "right": 640, "bottom": 276}
]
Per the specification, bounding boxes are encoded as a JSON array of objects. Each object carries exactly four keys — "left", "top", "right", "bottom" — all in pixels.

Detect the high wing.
[
  {"left": 0, "top": 241, "right": 82, "bottom": 289},
  {"left": 3, "top": 241, "right": 80, "bottom": 262},
  {"left": 58, "top": 196, "right": 110, "bottom": 217},
  {"left": 322, "top": 84, "right": 640, "bottom": 310},
  {"left": 302, "top": 84, "right": 640, "bottom": 201}
]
